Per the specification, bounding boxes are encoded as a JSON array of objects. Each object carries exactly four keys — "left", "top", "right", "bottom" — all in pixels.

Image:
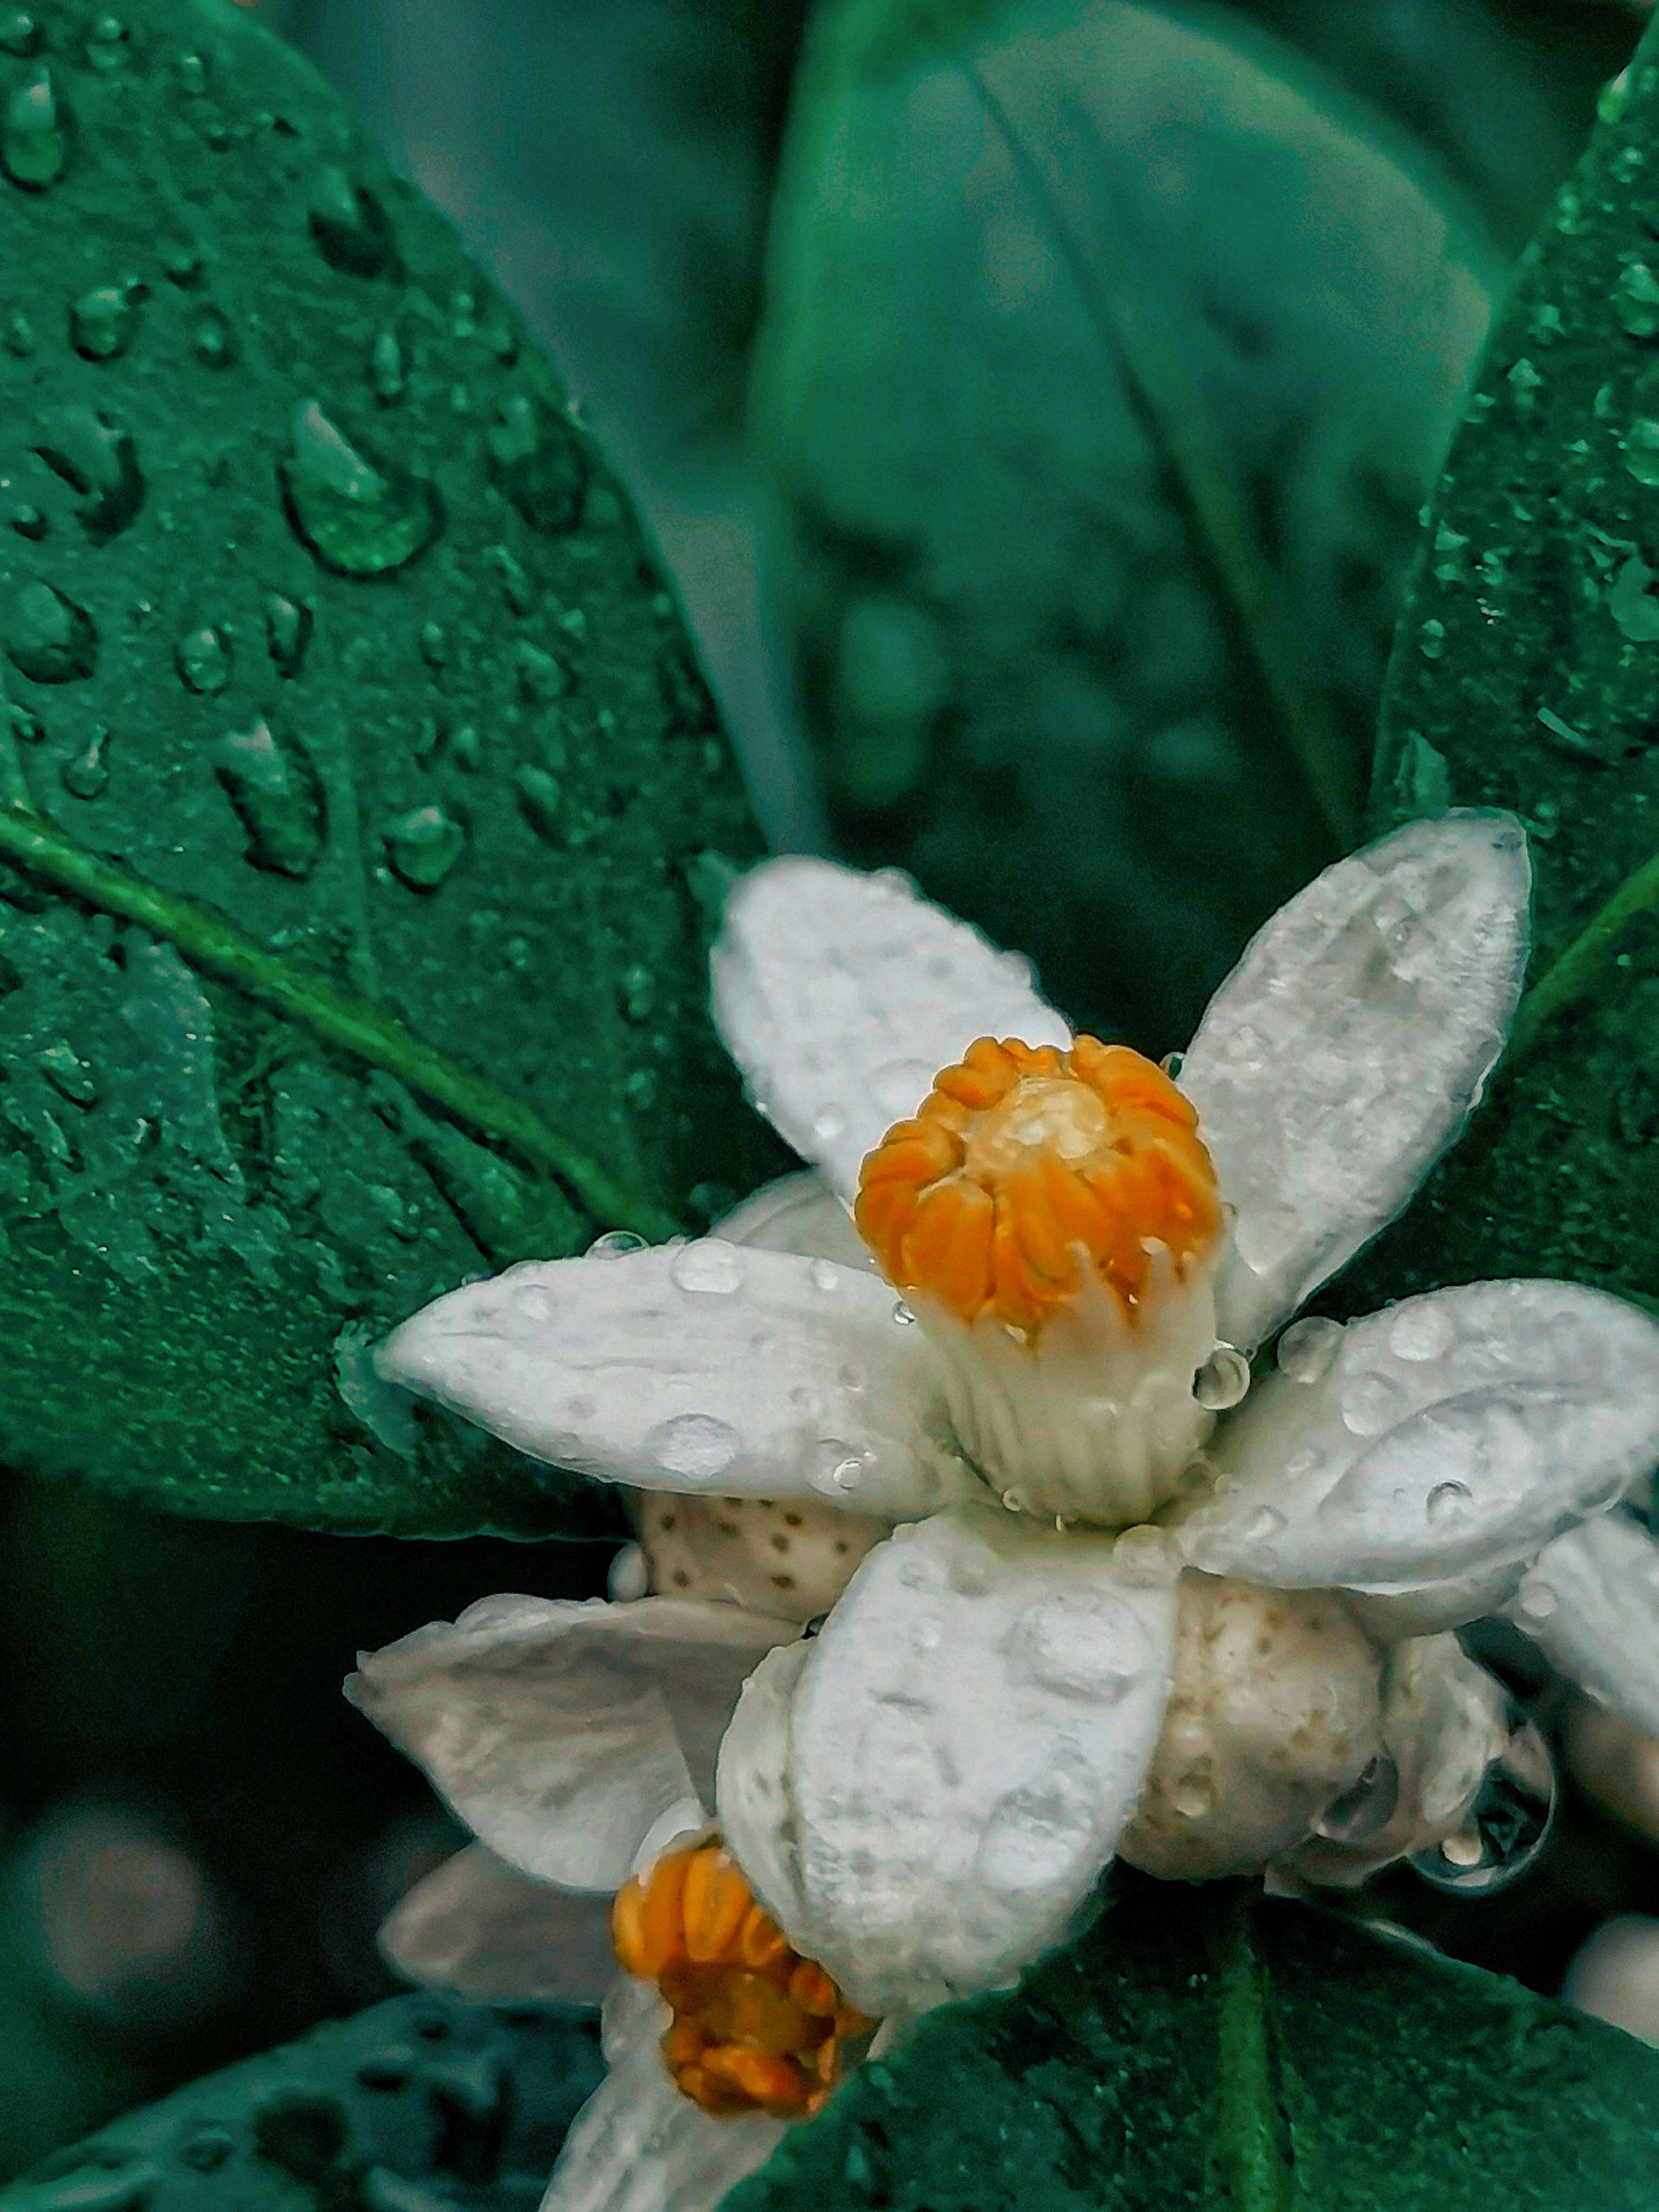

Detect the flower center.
[
  {"left": 612, "top": 1841, "right": 871, "bottom": 2117},
  {"left": 855, "top": 1036, "right": 1221, "bottom": 1333}
]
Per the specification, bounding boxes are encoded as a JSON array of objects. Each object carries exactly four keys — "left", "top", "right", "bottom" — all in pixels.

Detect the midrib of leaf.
[
  {"left": 1213, "top": 1889, "right": 1295, "bottom": 2212},
  {"left": 0, "top": 803, "right": 686, "bottom": 1242},
  {"left": 965, "top": 55, "right": 1364, "bottom": 854}
]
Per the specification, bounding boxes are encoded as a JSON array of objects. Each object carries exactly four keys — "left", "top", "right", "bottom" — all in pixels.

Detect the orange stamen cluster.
[
  {"left": 856, "top": 1036, "right": 1221, "bottom": 1333},
  {"left": 611, "top": 1842, "right": 871, "bottom": 2118}
]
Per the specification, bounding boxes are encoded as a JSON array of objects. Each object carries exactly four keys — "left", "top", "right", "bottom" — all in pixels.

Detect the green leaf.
[
  {"left": 752, "top": 0, "right": 1497, "bottom": 1045},
  {"left": 1347, "top": 23, "right": 1659, "bottom": 1316},
  {"left": 0, "top": 0, "right": 783, "bottom": 1537},
  {"left": 0, "top": 1993, "right": 601, "bottom": 2212},
  {"left": 725, "top": 1879, "right": 1659, "bottom": 2212}
]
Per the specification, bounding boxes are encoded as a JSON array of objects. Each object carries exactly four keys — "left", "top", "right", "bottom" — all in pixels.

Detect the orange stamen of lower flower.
[
  {"left": 612, "top": 1842, "right": 872, "bottom": 2118},
  {"left": 856, "top": 1036, "right": 1221, "bottom": 1333}
]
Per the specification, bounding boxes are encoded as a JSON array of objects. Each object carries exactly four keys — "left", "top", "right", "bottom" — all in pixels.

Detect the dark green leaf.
[
  {"left": 753, "top": 0, "right": 1496, "bottom": 1044},
  {"left": 0, "top": 0, "right": 783, "bottom": 1537},
  {"left": 0, "top": 1993, "right": 601, "bottom": 2212},
  {"left": 725, "top": 1879, "right": 1659, "bottom": 2212},
  {"left": 1347, "top": 26, "right": 1659, "bottom": 1316}
]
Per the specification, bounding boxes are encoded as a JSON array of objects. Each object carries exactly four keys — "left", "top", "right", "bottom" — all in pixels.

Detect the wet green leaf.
[
  {"left": 754, "top": 0, "right": 1496, "bottom": 1045},
  {"left": 1348, "top": 21, "right": 1659, "bottom": 1316},
  {"left": 0, "top": 0, "right": 781, "bottom": 1536},
  {"left": 727, "top": 1880, "right": 1659, "bottom": 2212},
  {"left": 0, "top": 1992, "right": 601, "bottom": 2212}
]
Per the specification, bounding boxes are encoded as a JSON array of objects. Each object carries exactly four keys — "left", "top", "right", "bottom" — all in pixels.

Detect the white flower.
[{"left": 364, "top": 811, "right": 1659, "bottom": 2199}]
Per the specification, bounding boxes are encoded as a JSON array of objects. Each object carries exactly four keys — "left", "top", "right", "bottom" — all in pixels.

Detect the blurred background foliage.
[{"left": 4, "top": 0, "right": 1659, "bottom": 2178}]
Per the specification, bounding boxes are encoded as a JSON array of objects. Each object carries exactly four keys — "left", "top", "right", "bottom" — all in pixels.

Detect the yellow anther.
[{"left": 856, "top": 1036, "right": 1221, "bottom": 1333}]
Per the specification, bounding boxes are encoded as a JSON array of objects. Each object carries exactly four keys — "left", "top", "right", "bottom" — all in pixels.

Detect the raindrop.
[
  {"left": 5, "top": 580, "right": 96, "bottom": 682},
  {"left": 86, "top": 13, "right": 129, "bottom": 70},
  {"left": 213, "top": 718, "right": 324, "bottom": 879},
  {"left": 1000, "top": 1486, "right": 1028, "bottom": 1515},
  {"left": 70, "top": 281, "right": 142, "bottom": 361},
  {"left": 307, "top": 163, "right": 397, "bottom": 278},
  {"left": 487, "top": 390, "right": 587, "bottom": 534},
  {"left": 1410, "top": 1705, "right": 1555, "bottom": 1896},
  {"left": 1194, "top": 1343, "right": 1250, "bottom": 1412},
  {"left": 1313, "top": 1754, "right": 1400, "bottom": 1845},
  {"left": 1427, "top": 1479, "right": 1472, "bottom": 1525},
  {"left": 383, "top": 803, "right": 465, "bottom": 891},
  {"left": 37, "top": 1039, "right": 96, "bottom": 1105},
  {"left": 192, "top": 308, "right": 235, "bottom": 368},
  {"left": 419, "top": 619, "right": 448, "bottom": 670},
  {"left": 1340, "top": 1369, "right": 1406, "bottom": 1438},
  {"left": 513, "top": 1282, "right": 557, "bottom": 1323},
  {"left": 619, "top": 964, "right": 655, "bottom": 1022},
  {"left": 176, "top": 624, "right": 231, "bottom": 696},
  {"left": 370, "top": 326, "right": 404, "bottom": 405},
  {"left": 588, "top": 1230, "right": 646, "bottom": 1260},
  {"left": 1010, "top": 1594, "right": 1150, "bottom": 1700},
  {"left": 1629, "top": 417, "right": 1659, "bottom": 488},
  {"left": 608, "top": 1542, "right": 650, "bottom": 1603},
  {"left": 669, "top": 1240, "right": 744, "bottom": 1295},
  {"left": 5, "top": 310, "right": 32, "bottom": 356},
  {"left": 1171, "top": 1770, "right": 1216, "bottom": 1820},
  {"left": 869, "top": 1058, "right": 934, "bottom": 1123},
  {"left": 9, "top": 503, "right": 45, "bottom": 540},
  {"left": 512, "top": 640, "right": 567, "bottom": 702},
  {"left": 280, "top": 400, "right": 440, "bottom": 577},
  {"left": 807, "top": 1439, "right": 866, "bottom": 1496},
  {"left": 163, "top": 244, "right": 203, "bottom": 288},
  {"left": 487, "top": 544, "right": 535, "bottom": 615},
  {"left": 893, "top": 1300, "right": 917, "bottom": 1325},
  {"left": 264, "top": 592, "right": 312, "bottom": 678},
  {"left": 811, "top": 1105, "right": 847, "bottom": 1143},
  {"left": 2, "top": 67, "right": 69, "bottom": 192},
  {"left": 1617, "top": 261, "right": 1659, "bottom": 341},
  {"left": 0, "top": 11, "right": 38, "bottom": 55},
  {"left": 1276, "top": 1315, "right": 1342, "bottom": 1384},
  {"left": 1514, "top": 1576, "right": 1558, "bottom": 1623},
  {"left": 810, "top": 1258, "right": 842, "bottom": 1294},
  {"left": 1243, "top": 1506, "right": 1286, "bottom": 1548},
  {"left": 1386, "top": 1302, "right": 1455, "bottom": 1362},
  {"left": 35, "top": 410, "right": 145, "bottom": 543},
  {"left": 511, "top": 764, "right": 561, "bottom": 839},
  {"left": 647, "top": 1413, "right": 740, "bottom": 1483},
  {"left": 60, "top": 726, "right": 110, "bottom": 798}
]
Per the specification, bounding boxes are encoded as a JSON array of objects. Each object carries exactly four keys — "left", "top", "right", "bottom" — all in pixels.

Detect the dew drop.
[
  {"left": 3, "top": 67, "right": 69, "bottom": 192},
  {"left": 370, "top": 326, "right": 404, "bottom": 405},
  {"left": 588, "top": 1229, "right": 646, "bottom": 1260},
  {"left": 192, "top": 307, "right": 236, "bottom": 369},
  {"left": 86, "top": 13, "right": 130, "bottom": 71},
  {"left": 1244, "top": 1505, "right": 1286, "bottom": 1548},
  {"left": 1427, "top": 1478, "right": 1473, "bottom": 1525},
  {"left": 1314, "top": 1754, "right": 1399, "bottom": 1844},
  {"left": 508, "top": 764, "right": 560, "bottom": 840},
  {"left": 60, "top": 726, "right": 110, "bottom": 798},
  {"left": 1617, "top": 260, "right": 1659, "bottom": 341},
  {"left": 1159, "top": 1050, "right": 1184, "bottom": 1080},
  {"left": 1386, "top": 1302, "right": 1455, "bottom": 1362},
  {"left": 176, "top": 623, "right": 231, "bottom": 696},
  {"left": 810, "top": 1258, "right": 842, "bottom": 1294},
  {"left": 1627, "top": 417, "right": 1659, "bottom": 488},
  {"left": 512, "top": 639, "right": 567, "bottom": 703},
  {"left": 1171, "top": 1770, "right": 1216, "bottom": 1820},
  {"left": 1194, "top": 1343, "right": 1250, "bottom": 1412},
  {"left": 1011, "top": 1595, "right": 1150, "bottom": 1700},
  {"left": 213, "top": 718, "right": 324, "bottom": 879},
  {"left": 647, "top": 1413, "right": 740, "bottom": 1483},
  {"left": 513, "top": 1282, "right": 557, "bottom": 1323},
  {"left": 608, "top": 1542, "right": 650, "bottom": 1603},
  {"left": 37, "top": 1039, "right": 97, "bottom": 1105},
  {"left": 807, "top": 1439, "right": 866, "bottom": 1496},
  {"left": 281, "top": 400, "right": 440, "bottom": 577},
  {"left": 264, "top": 592, "right": 312, "bottom": 678},
  {"left": 383, "top": 803, "right": 465, "bottom": 891},
  {"left": 0, "top": 11, "right": 38, "bottom": 56},
  {"left": 669, "top": 1240, "right": 744, "bottom": 1295},
  {"left": 1276, "top": 1315, "right": 1342, "bottom": 1384},
  {"left": 487, "top": 544, "right": 535, "bottom": 616},
  {"left": 69, "top": 280, "right": 142, "bottom": 362},
  {"left": 5, "top": 580, "right": 96, "bottom": 682},
  {"left": 892, "top": 1300, "right": 917, "bottom": 1325},
  {"left": 9, "top": 502, "right": 45, "bottom": 541},
  {"left": 1410, "top": 1707, "right": 1555, "bottom": 1897},
  {"left": 487, "top": 391, "right": 587, "bottom": 534},
  {"left": 619, "top": 964, "right": 655, "bottom": 1022},
  {"left": 1340, "top": 1369, "right": 1406, "bottom": 1438},
  {"left": 35, "top": 410, "right": 145, "bottom": 542},
  {"left": 419, "top": 619, "right": 448, "bottom": 670},
  {"left": 307, "top": 163, "right": 397, "bottom": 278}
]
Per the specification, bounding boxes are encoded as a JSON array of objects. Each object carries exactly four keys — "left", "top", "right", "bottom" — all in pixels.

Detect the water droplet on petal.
[
  {"left": 3, "top": 67, "right": 69, "bottom": 192},
  {"left": 213, "top": 718, "right": 324, "bottom": 879},
  {"left": 1010, "top": 1593, "right": 1150, "bottom": 1700},
  {"left": 281, "top": 400, "right": 439, "bottom": 577},
  {"left": 513, "top": 1282, "right": 557, "bottom": 1323},
  {"left": 807, "top": 1438, "right": 866, "bottom": 1496},
  {"left": 1171, "top": 1770, "right": 1216, "bottom": 1820},
  {"left": 1194, "top": 1343, "right": 1250, "bottom": 1411},
  {"left": 1386, "top": 1302, "right": 1456, "bottom": 1362},
  {"left": 1427, "top": 1478, "right": 1472, "bottom": 1525},
  {"left": 587, "top": 1229, "right": 647, "bottom": 1260},
  {"left": 1410, "top": 1707, "right": 1555, "bottom": 1896},
  {"left": 1243, "top": 1505, "right": 1286, "bottom": 1548},
  {"left": 1341, "top": 1368, "right": 1407, "bottom": 1438},
  {"left": 892, "top": 1299, "right": 916, "bottom": 1325},
  {"left": 647, "top": 1413, "right": 740, "bottom": 1483},
  {"left": 810, "top": 1258, "right": 842, "bottom": 1294},
  {"left": 608, "top": 1542, "right": 650, "bottom": 1603},
  {"left": 1276, "top": 1315, "right": 1343, "bottom": 1384},
  {"left": 1314, "top": 1754, "right": 1400, "bottom": 1844},
  {"left": 5, "top": 580, "right": 96, "bottom": 682},
  {"left": 669, "top": 1240, "right": 744, "bottom": 1295}
]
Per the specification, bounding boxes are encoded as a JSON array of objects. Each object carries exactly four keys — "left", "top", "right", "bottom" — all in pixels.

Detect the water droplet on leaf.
[
  {"left": 383, "top": 803, "right": 465, "bottom": 890},
  {"left": 263, "top": 592, "right": 312, "bottom": 678},
  {"left": 5, "top": 580, "right": 96, "bottom": 682},
  {"left": 176, "top": 623, "right": 231, "bottom": 695},
  {"left": 69, "top": 281, "right": 142, "bottom": 361},
  {"left": 487, "top": 390, "right": 587, "bottom": 534},
  {"left": 34, "top": 410, "right": 145, "bottom": 542},
  {"left": 2, "top": 67, "right": 69, "bottom": 191},
  {"left": 307, "top": 162, "right": 397, "bottom": 278},
  {"left": 280, "top": 400, "right": 439, "bottom": 577},
  {"left": 213, "top": 718, "right": 324, "bottom": 879},
  {"left": 60, "top": 725, "right": 110, "bottom": 796}
]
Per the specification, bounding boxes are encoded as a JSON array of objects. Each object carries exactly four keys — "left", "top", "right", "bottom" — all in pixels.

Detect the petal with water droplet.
[
  {"left": 710, "top": 857, "right": 1070, "bottom": 1201},
  {"left": 349, "top": 1593, "right": 788, "bottom": 1891},
  {"left": 1181, "top": 813, "right": 1530, "bottom": 1349},
  {"left": 377, "top": 1240, "right": 968, "bottom": 1516},
  {"left": 1514, "top": 1513, "right": 1659, "bottom": 1739},
  {"left": 717, "top": 1507, "right": 1176, "bottom": 2016},
  {"left": 1186, "top": 1280, "right": 1659, "bottom": 1590}
]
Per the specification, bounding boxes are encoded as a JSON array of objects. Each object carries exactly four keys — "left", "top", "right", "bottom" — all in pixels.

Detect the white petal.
[
  {"left": 380, "top": 1844, "right": 618, "bottom": 2004},
  {"left": 710, "top": 856, "right": 1070, "bottom": 1200},
  {"left": 1181, "top": 813, "right": 1530, "bottom": 1348},
  {"left": 718, "top": 1506, "right": 1176, "bottom": 2017},
  {"left": 348, "top": 1595, "right": 790, "bottom": 1889},
  {"left": 716, "top": 1170, "right": 873, "bottom": 1268},
  {"left": 1185, "top": 1281, "right": 1659, "bottom": 1591},
  {"left": 1514, "top": 1513, "right": 1659, "bottom": 1738},
  {"left": 378, "top": 1241, "right": 968, "bottom": 1519},
  {"left": 545, "top": 1979, "right": 787, "bottom": 2212}
]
